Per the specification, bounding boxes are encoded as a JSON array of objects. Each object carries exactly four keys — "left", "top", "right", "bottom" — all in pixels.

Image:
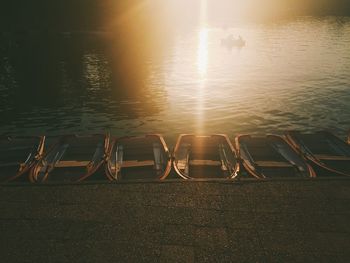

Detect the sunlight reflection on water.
[{"left": 0, "top": 17, "right": 350, "bottom": 142}]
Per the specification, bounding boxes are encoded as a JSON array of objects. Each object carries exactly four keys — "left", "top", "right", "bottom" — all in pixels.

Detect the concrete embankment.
[{"left": 0, "top": 178, "right": 349, "bottom": 262}]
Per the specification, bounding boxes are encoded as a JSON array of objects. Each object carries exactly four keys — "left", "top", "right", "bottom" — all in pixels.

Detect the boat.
[
  {"left": 235, "top": 134, "right": 316, "bottom": 179},
  {"left": 0, "top": 136, "right": 45, "bottom": 182},
  {"left": 221, "top": 35, "right": 245, "bottom": 48},
  {"left": 30, "top": 134, "right": 109, "bottom": 182},
  {"left": 173, "top": 134, "right": 239, "bottom": 179},
  {"left": 105, "top": 135, "right": 171, "bottom": 181},
  {"left": 286, "top": 131, "right": 350, "bottom": 177}
]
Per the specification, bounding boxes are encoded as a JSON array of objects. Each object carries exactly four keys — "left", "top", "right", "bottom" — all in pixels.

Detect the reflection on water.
[
  {"left": 0, "top": 17, "right": 350, "bottom": 142},
  {"left": 197, "top": 28, "right": 208, "bottom": 77},
  {"left": 196, "top": 28, "right": 208, "bottom": 134}
]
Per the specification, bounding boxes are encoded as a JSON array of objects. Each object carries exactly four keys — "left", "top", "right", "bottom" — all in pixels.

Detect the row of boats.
[{"left": 1, "top": 131, "right": 350, "bottom": 183}]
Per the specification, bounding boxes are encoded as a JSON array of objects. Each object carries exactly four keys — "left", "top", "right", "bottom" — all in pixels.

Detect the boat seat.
[
  {"left": 314, "top": 154, "right": 350, "bottom": 161},
  {"left": 177, "top": 160, "right": 188, "bottom": 170},
  {"left": 255, "top": 161, "right": 293, "bottom": 168},
  {"left": 121, "top": 160, "right": 155, "bottom": 168},
  {"left": 189, "top": 160, "right": 221, "bottom": 166},
  {"left": 55, "top": 161, "right": 90, "bottom": 168}
]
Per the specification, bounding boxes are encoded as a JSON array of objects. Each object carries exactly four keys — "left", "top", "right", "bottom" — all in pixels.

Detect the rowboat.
[
  {"left": 105, "top": 135, "right": 171, "bottom": 181},
  {"left": 173, "top": 134, "right": 239, "bottom": 179},
  {"left": 235, "top": 134, "right": 316, "bottom": 179},
  {"left": 286, "top": 131, "right": 350, "bottom": 177},
  {"left": 0, "top": 136, "right": 45, "bottom": 182},
  {"left": 30, "top": 134, "right": 109, "bottom": 182},
  {"left": 221, "top": 36, "right": 246, "bottom": 48}
]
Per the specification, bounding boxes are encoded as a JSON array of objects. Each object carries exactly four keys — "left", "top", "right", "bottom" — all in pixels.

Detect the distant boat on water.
[{"left": 221, "top": 34, "right": 245, "bottom": 48}]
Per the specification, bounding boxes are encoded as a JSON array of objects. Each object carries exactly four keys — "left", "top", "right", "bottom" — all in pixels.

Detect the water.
[{"left": 0, "top": 17, "right": 350, "bottom": 143}]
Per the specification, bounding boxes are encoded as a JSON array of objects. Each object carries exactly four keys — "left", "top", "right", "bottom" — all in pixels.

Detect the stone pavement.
[{"left": 0, "top": 178, "right": 349, "bottom": 262}]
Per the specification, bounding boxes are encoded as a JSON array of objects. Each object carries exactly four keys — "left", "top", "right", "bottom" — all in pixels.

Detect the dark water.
[{"left": 0, "top": 17, "right": 350, "bottom": 143}]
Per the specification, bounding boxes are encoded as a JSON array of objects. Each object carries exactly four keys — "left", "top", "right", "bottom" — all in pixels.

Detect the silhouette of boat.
[
  {"left": 30, "top": 134, "right": 109, "bottom": 182},
  {"left": 105, "top": 135, "right": 171, "bottom": 181},
  {"left": 286, "top": 131, "right": 350, "bottom": 177},
  {"left": 173, "top": 134, "right": 239, "bottom": 179},
  {"left": 235, "top": 134, "right": 316, "bottom": 179},
  {"left": 0, "top": 136, "right": 45, "bottom": 182},
  {"left": 221, "top": 35, "right": 245, "bottom": 48}
]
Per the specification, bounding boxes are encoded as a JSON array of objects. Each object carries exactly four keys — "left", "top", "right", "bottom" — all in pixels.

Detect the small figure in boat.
[{"left": 221, "top": 34, "right": 246, "bottom": 48}]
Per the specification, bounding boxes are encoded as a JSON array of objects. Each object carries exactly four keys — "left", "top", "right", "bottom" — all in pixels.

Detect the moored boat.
[
  {"left": 235, "top": 134, "right": 315, "bottom": 179},
  {"left": 30, "top": 134, "right": 109, "bottom": 182},
  {"left": 173, "top": 134, "right": 239, "bottom": 179},
  {"left": 105, "top": 135, "right": 171, "bottom": 181},
  {"left": 286, "top": 131, "right": 350, "bottom": 177},
  {"left": 0, "top": 136, "right": 45, "bottom": 182}
]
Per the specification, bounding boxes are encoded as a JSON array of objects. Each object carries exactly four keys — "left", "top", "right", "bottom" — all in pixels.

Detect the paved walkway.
[{"left": 1, "top": 179, "right": 349, "bottom": 262}]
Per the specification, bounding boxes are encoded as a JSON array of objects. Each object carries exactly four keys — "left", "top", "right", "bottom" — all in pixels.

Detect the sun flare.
[{"left": 197, "top": 28, "right": 208, "bottom": 77}]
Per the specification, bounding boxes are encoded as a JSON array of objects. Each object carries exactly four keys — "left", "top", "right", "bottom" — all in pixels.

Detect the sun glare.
[
  {"left": 197, "top": 28, "right": 208, "bottom": 77},
  {"left": 195, "top": 0, "right": 208, "bottom": 133},
  {"left": 197, "top": 0, "right": 208, "bottom": 78}
]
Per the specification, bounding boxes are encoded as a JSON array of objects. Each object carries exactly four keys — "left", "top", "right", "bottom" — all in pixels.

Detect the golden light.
[
  {"left": 195, "top": 0, "right": 208, "bottom": 133},
  {"left": 197, "top": 28, "right": 208, "bottom": 77},
  {"left": 197, "top": 0, "right": 208, "bottom": 78}
]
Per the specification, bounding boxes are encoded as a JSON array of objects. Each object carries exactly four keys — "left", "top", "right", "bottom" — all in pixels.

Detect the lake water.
[{"left": 0, "top": 16, "right": 350, "bottom": 143}]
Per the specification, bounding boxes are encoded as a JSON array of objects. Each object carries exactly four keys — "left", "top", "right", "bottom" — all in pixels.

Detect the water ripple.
[{"left": 0, "top": 17, "right": 350, "bottom": 141}]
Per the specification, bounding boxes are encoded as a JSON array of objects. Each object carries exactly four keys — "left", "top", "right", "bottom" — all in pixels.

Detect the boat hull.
[
  {"left": 286, "top": 131, "right": 350, "bottom": 177},
  {"left": 30, "top": 134, "right": 109, "bottom": 183},
  {"left": 0, "top": 136, "right": 45, "bottom": 182},
  {"left": 236, "top": 134, "right": 316, "bottom": 179},
  {"left": 105, "top": 134, "right": 171, "bottom": 181},
  {"left": 173, "top": 134, "right": 239, "bottom": 180}
]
